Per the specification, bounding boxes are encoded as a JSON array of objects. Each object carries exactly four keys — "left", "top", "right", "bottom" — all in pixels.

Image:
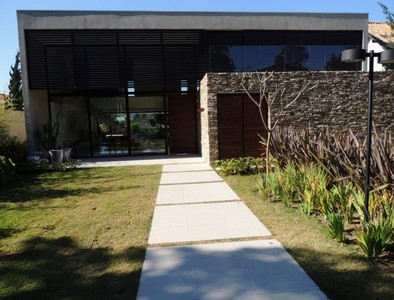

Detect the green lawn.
[
  {"left": 0, "top": 166, "right": 161, "bottom": 299},
  {"left": 2, "top": 166, "right": 393, "bottom": 299},
  {"left": 224, "top": 174, "right": 394, "bottom": 300}
]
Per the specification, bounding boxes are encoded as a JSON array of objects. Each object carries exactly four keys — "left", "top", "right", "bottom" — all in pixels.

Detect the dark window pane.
[
  {"left": 309, "top": 45, "right": 326, "bottom": 70},
  {"left": 325, "top": 45, "right": 361, "bottom": 70},
  {"left": 244, "top": 46, "right": 260, "bottom": 71},
  {"left": 284, "top": 46, "right": 309, "bottom": 71},
  {"left": 261, "top": 46, "right": 284, "bottom": 71},
  {"left": 210, "top": 46, "right": 244, "bottom": 72}
]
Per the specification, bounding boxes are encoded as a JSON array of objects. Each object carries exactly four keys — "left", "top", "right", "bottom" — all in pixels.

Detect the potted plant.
[{"left": 39, "top": 119, "right": 63, "bottom": 163}]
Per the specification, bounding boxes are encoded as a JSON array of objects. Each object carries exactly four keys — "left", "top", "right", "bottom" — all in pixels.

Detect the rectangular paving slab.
[
  {"left": 137, "top": 239, "right": 327, "bottom": 300},
  {"left": 148, "top": 202, "right": 271, "bottom": 244},
  {"left": 163, "top": 163, "right": 213, "bottom": 173},
  {"left": 156, "top": 182, "right": 240, "bottom": 205},
  {"left": 160, "top": 170, "right": 223, "bottom": 185}
]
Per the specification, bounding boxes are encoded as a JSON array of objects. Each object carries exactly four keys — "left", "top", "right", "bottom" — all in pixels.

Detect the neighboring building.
[
  {"left": 368, "top": 22, "right": 394, "bottom": 71},
  {"left": 0, "top": 93, "right": 5, "bottom": 105},
  {"left": 17, "top": 11, "right": 368, "bottom": 158}
]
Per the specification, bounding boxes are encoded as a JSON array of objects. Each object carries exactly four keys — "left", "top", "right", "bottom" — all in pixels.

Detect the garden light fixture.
[{"left": 341, "top": 48, "right": 394, "bottom": 223}]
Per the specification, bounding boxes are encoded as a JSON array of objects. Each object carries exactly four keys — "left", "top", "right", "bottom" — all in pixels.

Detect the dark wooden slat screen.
[{"left": 217, "top": 94, "right": 267, "bottom": 159}]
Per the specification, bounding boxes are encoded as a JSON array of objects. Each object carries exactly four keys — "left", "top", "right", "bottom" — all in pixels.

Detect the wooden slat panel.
[
  {"left": 243, "top": 98, "right": 266, "bottom": 157},
  {"left": 218, "top": 95, "right": 243, "bottom": 159},
  {"left": 168, "top": 94, "right": 197, "bottom": 153},
  {"left": 217, "top": 94, "right": 267, "bottom": 159}
]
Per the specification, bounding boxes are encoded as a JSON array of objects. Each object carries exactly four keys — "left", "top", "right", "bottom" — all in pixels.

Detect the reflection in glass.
[
  {"left": 210, "top": 44, "right": 360, "bottom": 72},
  {"left": 309, "top": 46, "right": 326, "bottom": 70},
  {"left": 325, "top": 46, "right": 361, "bottom": 70},
  {"left": 50, "top": 96, "right": 90, "bottom": 157},
  {"left": 129, "top": 95, "right": 165, "bottom": 154},
  {"left": 90, "top": 96, "right": 128, "bottom": 156},
  {"left": 129, "top": 112, "right": 166, "bottom": 154}
]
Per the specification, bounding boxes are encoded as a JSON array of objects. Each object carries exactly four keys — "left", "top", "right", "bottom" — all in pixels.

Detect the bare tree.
[{"left": 241, "top": 71, "right": 318, "bottom": 174}]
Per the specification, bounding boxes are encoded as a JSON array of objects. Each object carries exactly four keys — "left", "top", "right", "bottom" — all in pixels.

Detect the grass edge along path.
[
  {"left": 224, "top": 174, "right": 394, "bottom": 300},
  {"left": 0, "top": 165, "right": 161, "bottom": 299}
]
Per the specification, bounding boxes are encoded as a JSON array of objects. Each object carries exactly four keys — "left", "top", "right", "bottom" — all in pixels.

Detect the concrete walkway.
[{"left": 135, "top": 158, "right": 327, "bottom": 300}]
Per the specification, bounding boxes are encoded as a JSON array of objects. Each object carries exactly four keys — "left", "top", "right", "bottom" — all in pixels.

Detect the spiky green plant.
[
  {"left": 326, "top": 212, "right": 346, "bottom": 242},
  {"left": 355, "top": 217, "right": 394, "bottom": 258}
]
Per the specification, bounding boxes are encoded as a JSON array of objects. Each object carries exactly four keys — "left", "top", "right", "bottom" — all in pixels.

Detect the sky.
[{"left": 0, "top": 0, "right": 391, "bottom": 93}]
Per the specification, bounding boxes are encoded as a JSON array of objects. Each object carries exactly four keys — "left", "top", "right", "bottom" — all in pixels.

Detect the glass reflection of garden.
[{"left": 129, "top": 112, "right": 166, "bottom": 154}]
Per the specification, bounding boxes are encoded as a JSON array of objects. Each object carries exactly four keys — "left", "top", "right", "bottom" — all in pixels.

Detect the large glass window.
[
  {"left": 90, "top": 96, "right": 128, "bottom": 156},
  {"left": 50, "top": 96, "right": 90, "bottom": 157},
  {"left": 210, "top": 44, "right": 360, "bottom": 72},
  {"left": 128, "top": 95, "right": 166, "bottom": 154}
]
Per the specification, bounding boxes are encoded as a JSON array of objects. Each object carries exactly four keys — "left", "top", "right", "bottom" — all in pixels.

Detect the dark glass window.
[{"left": 325, "top": 45, "right": 361, "bottom": 71}]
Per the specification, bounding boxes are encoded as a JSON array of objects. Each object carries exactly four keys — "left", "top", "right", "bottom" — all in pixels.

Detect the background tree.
[
  {"left": 379, "top": 2, "right": 394, "bottom": 69},
  {"left": 6, "top": 51, "right": 23, "bottom": 111}
]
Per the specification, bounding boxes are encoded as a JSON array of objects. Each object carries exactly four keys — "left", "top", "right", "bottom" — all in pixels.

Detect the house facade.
[
  {"left": 17, "top": 11, "right": 368, "bottom": 158},
  {"left": 368, "top": 22, "right": 394, "bottom": 71}
]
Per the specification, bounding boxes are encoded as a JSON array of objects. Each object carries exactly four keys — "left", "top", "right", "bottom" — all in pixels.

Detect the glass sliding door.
[
  {"left": 90, "top": 96, "right": 129, "bottom": 156},
  {"left": 50, "top": 96, "right": 90, "bottom": 157},
  {"left": 129, "top": 95, "right": 166, "bottom": 154}
]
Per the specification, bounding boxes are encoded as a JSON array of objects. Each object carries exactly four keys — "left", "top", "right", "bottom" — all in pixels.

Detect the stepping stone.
[
  {"left": 160, "top": 170, "right": 222, "bottom": 185},
  {"left": 137, "top": 240, "right": 327, "bottom": 300},
  {"left": 156, "top": 182, "right": 240, "bottom": 205},
  {"left": 148, "top": 202, "right": 271, "bottom": 244}
]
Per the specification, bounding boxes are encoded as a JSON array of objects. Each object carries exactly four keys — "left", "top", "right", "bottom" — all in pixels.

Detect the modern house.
[
  {"left": 17, "top": 11, "right": 368, "bottom": 160},
  {"left": 368, "top": 22, "right": 394, "bottom": 71}
]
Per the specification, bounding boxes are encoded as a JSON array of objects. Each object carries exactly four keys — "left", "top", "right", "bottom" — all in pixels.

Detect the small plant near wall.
[
  {"left": 39, "top": 119, "right": 59, "bottom": 151},
  {"left": 39, "top": 119, "right": 63, "bottom": 163}
]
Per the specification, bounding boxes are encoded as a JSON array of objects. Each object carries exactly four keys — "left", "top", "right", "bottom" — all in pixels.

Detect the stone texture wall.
[{"left": 200, "top": 71, "right": 394, "bottom": 163}]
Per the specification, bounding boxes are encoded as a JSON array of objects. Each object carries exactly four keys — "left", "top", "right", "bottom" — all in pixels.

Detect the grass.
[
  {"left": 0, "top": 165, "right": 161, "bottom": 299},
  {"left": 224, "top": 174, "right": 394, "bottom": 300}
]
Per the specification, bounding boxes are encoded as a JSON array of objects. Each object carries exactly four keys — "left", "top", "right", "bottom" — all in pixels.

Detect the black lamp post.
[{"left": 341, "top": 48, "right": 394, "bottom": 223}]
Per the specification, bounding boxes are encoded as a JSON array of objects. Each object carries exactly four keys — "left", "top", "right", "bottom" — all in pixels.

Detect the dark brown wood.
[
  {"left": 217, "top": 94, "right": 267, "bottom": 159},
  {"left": 167, "top": 93, "right": 197, "bottom": 153}
]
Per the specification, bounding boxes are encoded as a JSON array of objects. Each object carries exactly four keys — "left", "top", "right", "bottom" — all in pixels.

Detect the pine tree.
[{"left": 6, "top": 51, "right": 23, "bottom": 110}]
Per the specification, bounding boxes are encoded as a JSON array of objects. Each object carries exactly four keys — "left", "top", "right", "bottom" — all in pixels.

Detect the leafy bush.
[
  {"left": 0, "top": 135, "right": 27, "bottom": 166},
  {"left": 355, "top": 217, "right": 394, "bottom": 258},
  {"left": 0, "top": 156, "right": 16, "bottom": 186},
  {"left": 215, "top": 157, "right": 264, "bottom": 176},
  {"left": 326, "top": 212, "right": 346, "bottom": 242}
]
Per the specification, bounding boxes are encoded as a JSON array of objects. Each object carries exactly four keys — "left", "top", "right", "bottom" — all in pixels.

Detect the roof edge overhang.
[{"left": 17, "top": 10, "right": 368, "bottom": 31}]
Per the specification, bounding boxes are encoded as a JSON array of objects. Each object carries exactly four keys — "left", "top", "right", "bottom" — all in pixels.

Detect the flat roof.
[{"left": 17, "top": 10, "right": 368, "bottom": 31}]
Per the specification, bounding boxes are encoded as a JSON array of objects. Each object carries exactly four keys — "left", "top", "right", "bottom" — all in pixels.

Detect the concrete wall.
[{"left": 200, "top": 71, "right": 394, "bottom": 163}]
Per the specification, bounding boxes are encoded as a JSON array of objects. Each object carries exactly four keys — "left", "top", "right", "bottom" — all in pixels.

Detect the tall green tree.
[
  {"left": 6, "top": 51, "right": 23, "bottom": 110},
  {"left": 379, "top": 2, "right": 394, "bottom": 46},
  {"left": 379, "top": 2, "right": 394, "bottom": 70}
]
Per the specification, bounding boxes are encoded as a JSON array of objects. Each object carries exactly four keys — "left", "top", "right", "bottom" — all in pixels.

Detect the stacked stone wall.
[{"left": 200, "top": 71, "right": 394, "bottom": 163}]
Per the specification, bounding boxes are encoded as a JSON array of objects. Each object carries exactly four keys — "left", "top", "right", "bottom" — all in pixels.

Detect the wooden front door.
[{"left": 167, "top": 93, "right": 197, "bottom": 154}]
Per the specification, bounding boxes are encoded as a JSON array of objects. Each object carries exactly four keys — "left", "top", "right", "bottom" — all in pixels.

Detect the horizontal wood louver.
[
  {"left": 217, "top": 94, "right": 267, "bottom": 159},
  {"left": 25, "top": 29, "right": 206, "bottom": 90},
  {"left": 46, "top": 46, "right": 74, "bottom": 88},
  {"left": 218, "top": 95, "right": 244, "bottom": 158},
  {"left": 124, "top": 46, "right": 164, "bottom": 88},
  {"left": 164, "top": 46, "right": 196, "bottom": 87}
]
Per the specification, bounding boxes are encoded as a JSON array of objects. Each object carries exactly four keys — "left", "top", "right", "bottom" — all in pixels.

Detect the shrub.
[
  {"left": 0, "top": 156, "right": 16, "bottom": 186},
  {"left": 214, "top": 157, "right": 264, "bottom": 176},
  {"left": 0, "top": 135, "right": 27, "bottom": 166}
]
